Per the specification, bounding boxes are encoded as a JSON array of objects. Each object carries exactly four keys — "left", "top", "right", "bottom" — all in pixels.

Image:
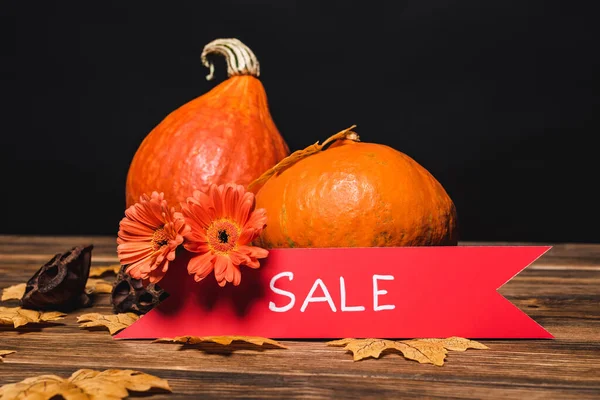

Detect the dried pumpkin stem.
[
  {"left": 201, "top": 38, "right": 260, "bottom": 81},
  {"left": 248, "top": 125, "right": 359, "bottom": 191}
]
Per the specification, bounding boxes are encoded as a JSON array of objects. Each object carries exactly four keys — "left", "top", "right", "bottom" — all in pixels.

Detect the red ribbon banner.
[{"left": 115, "top": 246, "right": 553, "bottom": 339}]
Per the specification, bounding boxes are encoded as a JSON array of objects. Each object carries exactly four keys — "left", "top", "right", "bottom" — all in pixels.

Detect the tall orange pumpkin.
[
  {"left": 252, "top": 127, "right": 458, "bottom": 248},
  {"left": 125, "top": 38, "right": 290, "bottom": 208}
]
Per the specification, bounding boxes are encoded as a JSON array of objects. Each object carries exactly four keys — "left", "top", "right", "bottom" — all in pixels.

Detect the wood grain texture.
[{"left": 0, "top": 235, "right": 599, "bottom": 399}]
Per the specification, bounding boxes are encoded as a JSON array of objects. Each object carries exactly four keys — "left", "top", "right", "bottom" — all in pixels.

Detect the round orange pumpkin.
[
  {"left": 253, "top": 128, "right": 458, "bottom": 248},
  {"left": 125, "top": 38, "right": 289, "bottom": 208}
]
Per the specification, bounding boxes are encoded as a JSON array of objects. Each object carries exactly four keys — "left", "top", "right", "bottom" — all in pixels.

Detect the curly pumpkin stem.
[
  {"left": 248, "top": 125, "right": 359, "bottom": 191},
  {"left": 201, "top": 38, "right": 260, "bottom": 81}
]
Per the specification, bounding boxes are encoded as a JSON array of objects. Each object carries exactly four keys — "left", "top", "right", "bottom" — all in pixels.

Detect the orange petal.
[
  {"left": 245, "top": 258, "right": 261, "bottom": 269},
  {"left": 183, "top": 201, "right": 213, "bottom": 230},
  {"left": 184, "top": 241, "right": 210, "bottom": 254},
  {"left": 118, "top": 249, "right": 154, "bottom": 266},
  {"left": 229, "top": 249, "right": 251, "bottom": 266},
  {"left": 130, "top": 198, "right": 164, "bottom": 228},
  {"left": 209, "top": 184, "right": 224, "bottom": 219},
  {"left": 238, "top": 245, "right": 269, "bottom": 259},
  {"left": 214, "top": 255, "right": 230, "bottom": 283},
  {"left": 187, "top": 252, "right": 215, "bottom": 281},
  {"left": 225, "top": 258, "right": 235, "bottom": 283},
  {"left": 118, "top": 244, "right": 153, "bottom": 260},
  {"left": 235, "top": 192, "right": 256, "bottom": 226},
  {"left": 148, "top": 260, "right": 168, "bottom": 283},
  {"left": 222, "top": 183, "right": 239, "bottom": 220},
  {"left": 232, "top": 265, "right": 242, "bottom": 286},
  {"left": 245, "top": 208, "right": 267, "bottom": 229},
  {"left": 191, "top": 188, "right": 214, "bottom": 211},
  {"left": 119, "top": 218, "right": 156, "bottom": 237},
  {"left": 168, "top": 212, "right": 191, "bottom": 237},
  {"left": 125, "top": 257, "right": 153, "bottom": 280},
  {"left": 238, "top": 228, "right": 258, "bottom": 246},
  {"left": 168, "top": 236, "right": 184, "bottom": 248},
  {"left": 117, "top": 240, "right": 153, "bottom": 252},
  {"left": 184, "top": 227, "right": 208, "bottom": 243},
  {"left": 166, "top": 249, "right": 177, "bottom": 261}
]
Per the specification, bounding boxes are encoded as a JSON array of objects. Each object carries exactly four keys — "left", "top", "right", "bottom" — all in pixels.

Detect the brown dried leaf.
[
  {"left": 327, "top": 337, "right": 488, "bottom": 366},
  {"left": 89, "top": 264, "right": 121, "bottom": 278},
  {"left": 1, "top": 283, "right": 26, "bottom": 301},
  {"left": 0, "top": 368, "right": 171, "bottom": 399},
  {"left": 0, "top": 306, "right": 66, "bottom": 328},
  {"left": 0, "top": 350, "right": 15, "bottom": 362},
  {"left": 77, "top": 312, "right": 139, "bottom": 335},
  {"left": 155, "top": 335, "right": 288, "bottom": 349},
  {"left": 85, "top": 279, "right": 113, "bottom": 294}
]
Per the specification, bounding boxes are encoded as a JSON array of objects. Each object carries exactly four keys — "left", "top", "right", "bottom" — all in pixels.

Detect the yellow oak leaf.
[
  {"left": 327, "top": 337, "right": 488, "bottom": 366},
  {"left": 85, "top": 278, "right": 113, "bottom": 294},
  {"left": 155, "top": 335, "right": 288, "bottom": 349},
  {"left": 77, "top": 312, "right": 139, "bottom": 335},
  {"left": 0, "top": 368, "right": 171, "bottom": 399},
  {"left": 1, "top": 283, "right": 26, "bottom": 301},
  {"left": 0, "top": 306, "right": 66, "bottom": 328},
  {"left": 0, "top": 350, "right": 15, "bottom": 362},
  {"left": 89, "top": 264, "right": 121, "bottom": 278}
]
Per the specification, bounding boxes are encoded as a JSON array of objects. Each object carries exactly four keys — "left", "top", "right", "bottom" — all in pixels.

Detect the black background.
[{"left": 1, "top": 1, "right": 598, "bottom": 242}]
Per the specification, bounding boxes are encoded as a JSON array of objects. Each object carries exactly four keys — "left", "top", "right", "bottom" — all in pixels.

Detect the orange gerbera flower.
[
  {"left": 117, "top": 192, "right": 190, "bottom": 283},
  {"left": 182, "top": 183, "right": 268, "bottom": 287}
]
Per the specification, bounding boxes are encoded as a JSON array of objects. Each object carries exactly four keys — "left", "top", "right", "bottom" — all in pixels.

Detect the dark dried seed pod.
[
  {"left": 111, "top": 265, "right": 168, "bottom": 314},
  {"left": 21, "top": 245, "right": 94, "bottom": 311}
]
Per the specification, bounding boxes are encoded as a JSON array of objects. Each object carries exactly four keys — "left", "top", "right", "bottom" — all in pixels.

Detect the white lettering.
[
  {"left": 269, "top": 272, "right": 296, "bottom": 312},
  {"left": 373, "top": 275, "right": 395, "bottom": 311},
  {"left": 301, "top": 279, "right": 337, "bottom": 312},
  {"left": 340, "top": 277, "right": 365, "bottom": 312}
]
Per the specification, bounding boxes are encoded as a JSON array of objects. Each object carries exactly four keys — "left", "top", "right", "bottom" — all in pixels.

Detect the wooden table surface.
[{"left": 0, "top": 235, "right": 599, "bottom": 399}]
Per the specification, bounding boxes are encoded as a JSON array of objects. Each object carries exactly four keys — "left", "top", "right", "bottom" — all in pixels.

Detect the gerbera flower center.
[
  {"left": 151, "top": 227, "right": 169, "bottom": 251},
  {"left": 218, "top": 229, "right": 229, "bottom": 243},
  {"left": 207, "top": 219, "right": 240, "bottom": 254}
]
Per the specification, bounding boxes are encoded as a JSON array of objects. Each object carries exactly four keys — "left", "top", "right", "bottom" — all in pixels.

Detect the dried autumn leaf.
[
  {"left": 395, "top": 340, "right": 448, "bottom": 366},
  {"left": 77, "top": 312, "right": 139, "bottom": 335},
  {"left": 89, "top": 264, "right": 121, "bottom": 278},
  {"left": 0, "top": 350, "right": 15, "bottom": 362},
  {"left": 419, "top": 336, "right": 489, "bottom": 351},
  {"left": 0, "top": 374, "right": 72, "bottom": 400},
  {"left": 85, "top": 278, "right": 113, "bottom": 294},
  {"left": 1, "top": 283, "right": 26, "bottom": 301},
  {"left": 327, "top": 337, "right": 488, "bottom": 366},
  {"left": 69, "top": 369, "right": 172, "bottom": 398},
  {"left": 0, "top": 368, "right": 171, "bottom": 399},
  {"left": 0, "top": 306, "right": 66, "bottom": 328},
  {"left": 328, "top": 338, "right": 404, "bottom": 362},
  {"left": 156, "top": 335, "right": 288, "bottom": 349}
]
